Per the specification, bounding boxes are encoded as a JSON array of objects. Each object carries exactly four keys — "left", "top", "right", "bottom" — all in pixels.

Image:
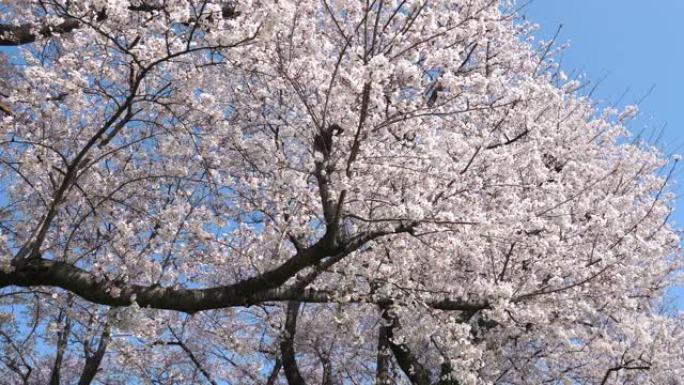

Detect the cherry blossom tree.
[{"left": 0, "top": 0, "right": 683, "bottom": 384}]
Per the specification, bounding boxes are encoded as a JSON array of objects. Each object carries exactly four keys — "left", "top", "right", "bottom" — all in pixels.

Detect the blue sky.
[{"left": 523, "top": 1, "right": 684, "bottom": 308}]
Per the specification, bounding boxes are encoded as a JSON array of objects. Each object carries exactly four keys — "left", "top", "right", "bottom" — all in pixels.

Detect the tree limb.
[
  {"left": 375, "top": 318, "right": 392, "bottom": 385},
  {"left": 280, "top": 301, "right": 308, "bottom": 385},
  {"left": 0, "top": 3, "right": 239, "bottom": 46},
  {"left": 0, "top": 100, "right": 13, "bottom": 116},
  {"left": 380, "top": 307, "right": 432, "bottom": 385},
  {"left": 599, "top": 363, "right": 650, "bottom": 385},
  {"left": 168, "top": 327, "right": 219, "bottom": 385},
  {"left": 265, "top": 357, "right": 282, "bottom": 385},
  {"left": 0, "top": 19, "right": 80, "bottom": 46},
  {"left": 0, "top": 256, "right": 489, "bottom": 313},
  {"left": 77, "top": 324, "right": 110, "bottom": 385},
  {"left": 49, "top": 310, "right": 72, "bottom": 385}
]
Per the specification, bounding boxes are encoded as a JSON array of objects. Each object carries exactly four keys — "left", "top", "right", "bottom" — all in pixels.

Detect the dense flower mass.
[{"left": 0, "top": 1, "right": 682, "bottom": 384}]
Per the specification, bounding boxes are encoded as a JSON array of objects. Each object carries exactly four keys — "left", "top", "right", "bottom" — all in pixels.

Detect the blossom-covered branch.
[{"left": 0, "top": 2, "right": 239, "bottom": 46}]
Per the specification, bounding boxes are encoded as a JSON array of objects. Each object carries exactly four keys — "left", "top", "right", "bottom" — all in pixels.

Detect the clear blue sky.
[{"left": 524, "top": 1, "right": 684, "bottom": 309}]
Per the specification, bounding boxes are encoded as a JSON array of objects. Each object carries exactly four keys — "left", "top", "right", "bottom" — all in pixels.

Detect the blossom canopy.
[{"left": 0, "top": 1, "right": 682, "bottom": 384}]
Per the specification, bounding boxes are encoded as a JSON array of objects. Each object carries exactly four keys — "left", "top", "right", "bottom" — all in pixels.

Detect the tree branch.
[
  {"left": 77, "top": 324, "right": 110, "bottom": 385},
  {"left": 0, "top": 252, "right": 491, "bottom": 313},
  {"left": 375, "top": 317, "right": 392, "bottom": 385},
  {"left": 0, "top": 255, "right": 488, "bottom": 313},
  {"left": 169, "top": 327, "right": 219, "bottom": 385},
  {"left": 1, "top": 240, "right": 335, "bottom": 313},
  {"left": 265, "top": 357, "right": 282, "bottom": 385},
  {"left": 49, "top": 310, "right": 71, "bottom": 385},
  {"left": 280, "top": 301, "right": 308, "bottom": 385},
  {"left": 380, "top": 307, "right": 432, "bottom": 385},
  {"left": 599, "top": 363, "right": 650, "bottom": 385},
  {"left": 0, "top": 3, "right": 239, "bottom": 46},
  {"left": 0, "top": 19, "right": 80, "bottom": 46}
]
